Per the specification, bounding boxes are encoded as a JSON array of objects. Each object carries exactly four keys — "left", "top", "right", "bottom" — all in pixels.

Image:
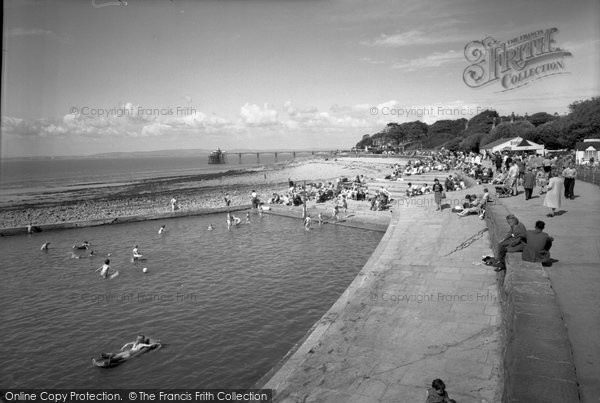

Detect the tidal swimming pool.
[{"left": 0, "top": 212, "right": 383, "bottom": 388}]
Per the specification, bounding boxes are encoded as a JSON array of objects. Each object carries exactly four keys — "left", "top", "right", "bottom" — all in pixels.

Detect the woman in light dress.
[{"left": 543, "top": 172, "right": 564, "bottom": 217}]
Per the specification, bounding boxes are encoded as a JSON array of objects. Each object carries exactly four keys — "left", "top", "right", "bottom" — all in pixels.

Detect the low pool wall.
[{"left": 0, "top": 205, "right": 252, "bottom": 236}]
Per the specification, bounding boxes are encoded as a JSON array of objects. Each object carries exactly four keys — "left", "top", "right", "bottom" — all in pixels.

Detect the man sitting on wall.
[
  {"left": 493, "top": 214, "right": 527, "bottom": 272},
  {"left": 522, "top": 220, "right": 554, "bottom": 266}
]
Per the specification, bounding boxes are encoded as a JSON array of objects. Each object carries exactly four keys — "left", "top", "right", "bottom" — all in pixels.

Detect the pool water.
[{"left": 0, "top": 212, "right": 383, "bottom": 388}]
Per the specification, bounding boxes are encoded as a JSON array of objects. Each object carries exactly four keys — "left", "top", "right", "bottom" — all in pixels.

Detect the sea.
[{"left": 0, "top": 152, "right": 298, "bottom": 203}]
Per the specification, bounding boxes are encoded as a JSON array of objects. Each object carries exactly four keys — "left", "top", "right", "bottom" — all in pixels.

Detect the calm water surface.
[
  {"left": 0, "top": 154, "right": 294, "bottom": 192},
  {"left": 0, "top": 212, "right": 382, "bottom": 389}
]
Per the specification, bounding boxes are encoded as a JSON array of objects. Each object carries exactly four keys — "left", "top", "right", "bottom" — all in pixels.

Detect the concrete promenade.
[
  {"left": 262, "top": 184, "right": 504, "bottom": 402},
  {"left": 494, "top": 178, "right": 600, "bottom": 403}
]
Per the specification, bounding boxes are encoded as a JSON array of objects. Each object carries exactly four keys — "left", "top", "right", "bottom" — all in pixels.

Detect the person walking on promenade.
[
  {"left": 507, "top": 161, "right": 520, "bottom": 196},
  {"left": 224, "top": 193, "right": 231, "bottom": 207},
  {"left": 562, "top": 162, "right": 577, "bottom": 199},
  {"left": 522, "top": 220, "right": 554, "bottom": 266},
  {"left": 523, "top": 166, "right": 536, "bottom": 200},
  {"left": 516, "top": 157, "right": 525, "bottom": 182},
  {"left": 504, "top": 154, "right": 513, "bottom": 172},
  {"left": 536, "top": 167, "right": 547, "bottom": 195},
  {"left": 432, "top": 178, "right": 444, "bottom": 211},
  {"left": 494, "top": 153, "right": 503, "bottom": 173},
  {"left": 493, "top": 214, "right": 527, "bottom": 272},
  {"left": 543, "top": 156, "right": 552, "bottom": 173},
  {"left": 543, "top": 172, "right": 564, "bottom": 217}
]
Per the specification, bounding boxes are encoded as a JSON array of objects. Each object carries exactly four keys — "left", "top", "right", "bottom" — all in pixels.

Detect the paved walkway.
[
  {"left": 494, "top": 179, "right": 600, "bottom": 403},
  {"left": 263, "top": 185, "right": 503, "bottom": 402}
]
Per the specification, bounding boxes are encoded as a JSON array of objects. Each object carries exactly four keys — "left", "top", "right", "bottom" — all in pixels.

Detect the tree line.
[{"left": 355, "top": 97, "right": 600, "bottom": 152}]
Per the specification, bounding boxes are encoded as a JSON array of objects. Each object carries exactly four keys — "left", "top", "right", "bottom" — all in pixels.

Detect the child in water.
[
  {"left": 304, "top": 214, "right": 312, "bottom": 231},
  {"left": 132, "top": 245, "right": 142, "bottom": 260},
  {"left": 96, "top": 259, "right": 112, "bottom": 279}
]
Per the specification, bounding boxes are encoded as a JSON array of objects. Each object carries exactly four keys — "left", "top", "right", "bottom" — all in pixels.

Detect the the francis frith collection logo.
[{"left": 463, "top": 28, "right": 572, "bottom": 92}]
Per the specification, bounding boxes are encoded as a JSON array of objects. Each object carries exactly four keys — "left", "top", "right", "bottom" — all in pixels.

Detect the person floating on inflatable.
[{"left": 98, "top": 335, "right": 156, "bottom": 366}]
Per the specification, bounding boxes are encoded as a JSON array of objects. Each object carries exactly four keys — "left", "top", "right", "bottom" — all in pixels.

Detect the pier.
[{"left": 235, "top": 150, "right": 335, "bottom": 164}]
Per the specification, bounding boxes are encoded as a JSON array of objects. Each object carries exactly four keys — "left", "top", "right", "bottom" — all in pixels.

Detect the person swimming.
[
  {"left": 71, "top": 250, "right": 94, "bottom": 259},
  {"left": 207, "top": 224, "right": 214, "bottom": 230},
  {"left": 41, "top": 242, "right": 50, "bottom": 251},
  {"left": 158, "top": 225, "right": 166, "bottom": 235},
  {"left": 73, "top": 241, "right": 91, "bottom": 250}
]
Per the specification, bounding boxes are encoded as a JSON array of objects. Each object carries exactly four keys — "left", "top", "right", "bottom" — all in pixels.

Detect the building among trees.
[
  {"left": 480, "top": 136, "right": 545, "bottom": 155},
  {"left": 575, "top": 139, "right": 600, "bottom": 164}
]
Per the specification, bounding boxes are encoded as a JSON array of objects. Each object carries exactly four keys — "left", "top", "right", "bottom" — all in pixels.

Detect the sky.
[{"left": 2, "top": 0, "right": 599, "bottom": 157}]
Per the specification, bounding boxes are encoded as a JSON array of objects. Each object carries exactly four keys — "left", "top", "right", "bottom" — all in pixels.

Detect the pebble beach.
[{"left": 0, "top": 157, "right": 399, "bottom": 230}]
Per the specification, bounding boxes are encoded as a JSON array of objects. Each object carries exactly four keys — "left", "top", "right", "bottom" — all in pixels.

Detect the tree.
[
  {"left": 528, "top": 112, "right": 556, "bottom": 127},
  {"left": 480, "top": 120, "right": 535, "bottom": 147},
  {"left": 567, "top": 97, "right": 600, "bottom": 140},
  {"left": 529, "top": 118, "right": 573, "bottom": 149},
  {"left": 425, "top": 119, "right": 466, "bottom": 148},
  {"left": 459, "top": 132, "right": 484, "bottom": 152}
]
